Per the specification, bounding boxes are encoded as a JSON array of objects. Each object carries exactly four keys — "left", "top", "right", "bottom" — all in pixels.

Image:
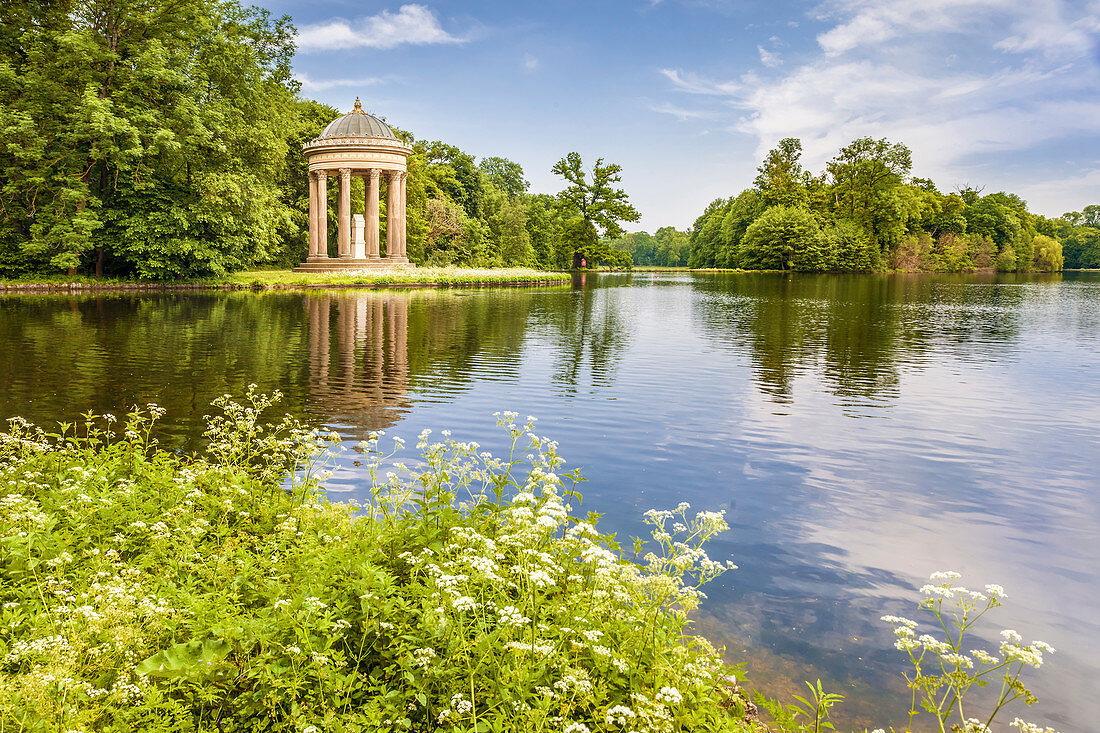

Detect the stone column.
[
  {"left": 366, "top": 169, "right": 381, "bottom": 259},
  {"left": 307, "top": 171, "right": 318, "bottom": 258},
  {"left": 397, "top": 171, "right": 408, "bottom": 260},
  {"left": 317, "top": 171, "right": 329, "bottom": 258},
  {"left": 386, "top": 170, "right": 399, "bottom": 260},
  {"left": 338, "top": 167, "right": 352, "bottom": 258}
]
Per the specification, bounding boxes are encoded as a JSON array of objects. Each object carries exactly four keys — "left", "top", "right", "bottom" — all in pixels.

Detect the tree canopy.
[{"left": 686, "top": 137, "right": 1069, "bottom": 273}]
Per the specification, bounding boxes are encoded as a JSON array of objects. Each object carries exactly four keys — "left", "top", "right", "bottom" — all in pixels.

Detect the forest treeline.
[
  {"left": 0, "top": 0, "right": 637, "bottom": 278},
  {"left": 684, "top": 137, "right": 1099, "bottom": 272}
]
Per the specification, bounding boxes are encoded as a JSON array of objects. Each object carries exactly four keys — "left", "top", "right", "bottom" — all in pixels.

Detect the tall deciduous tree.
[
  {"left": 478, "top": 157, "right": 529, "bottom": 198},
  {"left": 826, "top": 137, "right": 912, "bottom": 249},
  {"left": 552, "top": 153, "right": 639, "bottom": 268},
  {"left": 754, "top": 138, "right": 809, "bottom": 209},
  {"left": 552, "top": 152, "right": 640, "bottom": 238}
]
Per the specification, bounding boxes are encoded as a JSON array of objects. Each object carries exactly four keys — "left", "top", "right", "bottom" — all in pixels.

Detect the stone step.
[{"left": 292, "top": 259, "right": 416, "bottom": 274}]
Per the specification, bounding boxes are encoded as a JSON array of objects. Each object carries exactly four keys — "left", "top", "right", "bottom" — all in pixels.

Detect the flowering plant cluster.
[
  {"left": 0, "top": 397, "right": 753, "bottom": 732},
  {"left": 877, "top": 571, "right": 1058, "bottom": 733}
]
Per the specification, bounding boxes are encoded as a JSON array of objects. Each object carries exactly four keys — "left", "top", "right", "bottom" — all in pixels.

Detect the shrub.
[
  {"left": 968, "top": 234, "right": 996, "bottom": 269},
  {"left": 740, "top": 206, "right": 826, "bottom": 271},
  {"left": 0, "top": 396, "right": 747, "bottom": 732},
  {"left": 933, "top": 232, "right": 972, "bottom": 273},
  {"left": 996, "top": 246, "right": 1018, "bottom": 272},
  {"left": 822, "top": 220, "right": 879, "bottom": 271},
  {"left": 1030, "top": 235, "right": 1064, "bottom": 271}
]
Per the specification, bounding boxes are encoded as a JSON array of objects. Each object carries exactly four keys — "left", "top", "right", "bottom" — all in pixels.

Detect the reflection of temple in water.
[{"left": 306, "top": 292, "right": 411, "bottom": 437}]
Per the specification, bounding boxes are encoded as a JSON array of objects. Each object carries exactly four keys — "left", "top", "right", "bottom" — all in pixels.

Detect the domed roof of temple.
[{"left": 315, "top": 98, "right": 397, "bottom": 140}]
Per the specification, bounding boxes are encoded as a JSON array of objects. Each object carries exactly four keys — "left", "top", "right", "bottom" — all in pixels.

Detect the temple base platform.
[{"left": 293, "top": 258, "right": 415, "bottom": 274}]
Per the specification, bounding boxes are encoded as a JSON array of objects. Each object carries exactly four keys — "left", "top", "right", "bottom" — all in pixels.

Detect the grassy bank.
[{"left": 0, "top": 267, "right": 570, "bottom": 293}]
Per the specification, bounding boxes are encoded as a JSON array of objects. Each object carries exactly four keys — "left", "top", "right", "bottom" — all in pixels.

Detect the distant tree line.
[
  {"left": 605, "top": 228, "right": 691, "bottom": 267},
  {"left": 1054, "top": 205, "right": 1100, "bottom": 269},
  {"left": 686, "top": 137, "right": 1086, "bottom": 272},
  {"left": 0, "top": 0, "right": 637, "bottom": 278}
]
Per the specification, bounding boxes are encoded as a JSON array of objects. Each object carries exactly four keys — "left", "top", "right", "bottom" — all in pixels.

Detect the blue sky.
[{"left": 273, "top": 0, "right": 1100, "bottom": 231}]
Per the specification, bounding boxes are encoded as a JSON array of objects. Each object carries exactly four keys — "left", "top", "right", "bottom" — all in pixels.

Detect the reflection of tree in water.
[
  {"left": 0, "top": 293, "right": 314, "bottom": 448},
  {"left": 403, "top": 291, "right": 534, "bottom": 390},
  {"left": 528, "top": 273, "right": 631, "bottom": 392},
  {"left": 0, "top": 289, "right": 538, "bottom": 448},
  {"left": 692, "top": 273, "right": 1024, "bottom": 405}
]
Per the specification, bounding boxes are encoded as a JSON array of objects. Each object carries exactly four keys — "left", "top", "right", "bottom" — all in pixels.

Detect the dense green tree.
[
  {"left": 478, "top": 156, "right": 529, "bottom": 198},
  {"left": 966, "top": 194, "right": 1026, "bottom": 247},
  {"left": 1060, "top": 225, "right": 1100, "bottom": 268},
  {"left": 717, "top": 190, "right": 765, "bottom": 267},
  {"left": 609, "top": 231, "right": 657, "bottom": 265},
  {"left": 740, "top": 205, "right": 826, "bottom": 271},
  {"left": 494, "top": 196, "right": 535, "bottom": 267},
  {"left": 653, "top": 226, "right": 690, "bottom": 266},
  {"left": 754, "top": 138, "right": 809, "bottom": 209},
  {"left": 823, "top": 219, "right": 879, "bottom": 271},
  {"left": 524, "top": 194, "right": 563, "bottom": 269},
  {"left": 418, "top": 141, "right": 483, "bottom": 220},
  {"left": 1055, "top": 206, "right": 1100, "bottom": 268},
  {"left": 687, "top": 198, "right": 729, "bottom": 268},
  {"left": 552, "top": 152, "right": 640, "bottom": 240},
  {"left": 826, "top": 137, "right": 913, "bottom": 249},
  {"left": 1031, "top": 234, "right": 1063, "bottom": 271}
]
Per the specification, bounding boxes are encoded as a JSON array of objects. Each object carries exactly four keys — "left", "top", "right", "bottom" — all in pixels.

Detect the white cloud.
[
  {"left": 294, "top": 73, "right": 383, "bottom": 92},
  {"left": 296, "top": 4, "right": 465, "bottom": 52},
  {"left": 646, "top": 101, "right": 715, "bottom": 121},
  {"left": 658, "top": 68, "right": 740, "bottom": 95},
  {"left": 523, "top": 53, "right": 539, "bottom": 71},
  {"left": 992, "top": 0, "right": 1098, "bottom": 58},
  {"left": 757, "top": 45, "right": 782, "bottom": 67},
  {"left": 656, "top": 0, "right": 1100, "bottom": 212},
  {"left": 815, "top": 0, "right": 1012, "bottom": 57}
]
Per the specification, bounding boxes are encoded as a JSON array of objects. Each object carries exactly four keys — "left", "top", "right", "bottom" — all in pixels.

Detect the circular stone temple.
[{"left": 295, "top": 98, "right": 415, "bottom": 272}]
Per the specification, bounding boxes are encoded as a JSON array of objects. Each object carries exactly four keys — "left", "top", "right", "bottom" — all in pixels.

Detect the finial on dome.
[{"left": 352, "top": 97, "right": 364, "bottom": 113}]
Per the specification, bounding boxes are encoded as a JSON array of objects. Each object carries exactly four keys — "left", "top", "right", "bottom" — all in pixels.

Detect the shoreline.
[
  {"left": 0, "top": 267, "right": 571, "bottom": 294},
  {"left": 2, "top": 267, "right": 1081, "bottom": 294}
]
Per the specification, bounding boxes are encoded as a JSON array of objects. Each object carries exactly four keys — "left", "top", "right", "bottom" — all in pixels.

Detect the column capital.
[
  {"left": 368, "top": 168, "right": 382, "bottom": 181},
  {"left": 338, "top": 167, "right": 352, "bottom": 180}
]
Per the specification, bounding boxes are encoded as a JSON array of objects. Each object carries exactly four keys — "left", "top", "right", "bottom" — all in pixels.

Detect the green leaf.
[{"left": 136, "top": 638, "right": 230, "bottom": 681}]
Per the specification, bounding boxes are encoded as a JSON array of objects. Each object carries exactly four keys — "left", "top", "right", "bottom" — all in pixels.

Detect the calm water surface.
[{"left": 3, "top": 272, "right": 1098, "bottom": 731}]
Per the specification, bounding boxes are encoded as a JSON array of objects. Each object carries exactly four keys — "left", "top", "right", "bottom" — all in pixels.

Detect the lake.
[{"left": 2, "top": 271, "right": 1097, "bottom": 732}]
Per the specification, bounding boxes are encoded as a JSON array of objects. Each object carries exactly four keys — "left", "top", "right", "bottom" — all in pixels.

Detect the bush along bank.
[
  {"left": 0, "top": 392, "right": 1061, "bottom": 733},
  {"left": 0, "top": 394, "right": 746, "bottom": 732}
]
